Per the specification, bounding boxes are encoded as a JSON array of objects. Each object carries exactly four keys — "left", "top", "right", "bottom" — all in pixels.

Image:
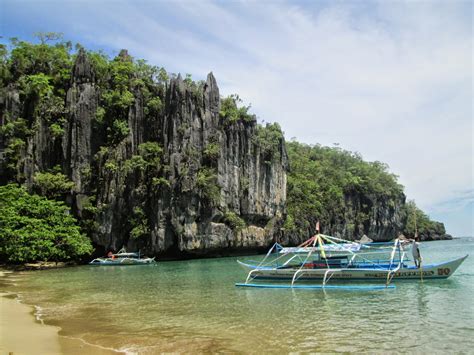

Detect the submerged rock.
[{"left": 358, "top": 235, "right": 373, "bottom": 244}]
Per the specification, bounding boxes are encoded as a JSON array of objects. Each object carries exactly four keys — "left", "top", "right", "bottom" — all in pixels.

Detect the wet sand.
[
  {"left": 0, "top": 291, "right": 62, "bottom": 354},
  {"left": 0, "top": 271, "right": 121, "bottom": 355}
]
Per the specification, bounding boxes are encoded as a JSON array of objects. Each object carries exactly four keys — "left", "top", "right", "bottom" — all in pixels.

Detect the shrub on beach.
[{"left": 0, "top": 184, "right": 93, "bottom": 263}]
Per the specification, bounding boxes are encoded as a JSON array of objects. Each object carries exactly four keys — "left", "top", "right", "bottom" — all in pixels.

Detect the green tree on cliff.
[
  {"left": 0, "top": 36, "right": 449, "bottom": 249},
  {"left": 284, "top": 141, "right": 404, "bottom": 238},
  {"left": 33, "top": 170, "right": 76, "bottom": 199},
  {"left": 403, "top": 200, "right": 446, "bottom": 238},
  {"left": 219, "top": 94, "right": 255, "bottom": 124}
]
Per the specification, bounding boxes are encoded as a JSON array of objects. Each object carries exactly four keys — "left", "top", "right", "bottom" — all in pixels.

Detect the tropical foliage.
[
  {"left": 403, "top": 200, "right": 445, "bottom": 238},
  {"left": 197, "top": 167, "right": 220, "bottom": 204},
  {"left": 33, "top": 170, "right": 75, "bottom": 198},
  {"left": 223, "top": 211, "right": 246, "bottom": 231},
  {"left": 0, "top": 184, "right": 92, "bottom": 263},
  {"left": 219, "top": 94, "right": 255, "bottom": 124},
  {"left": 0, "top": 36, "right": 449, "bottom": 264},
  {"left": 284, "top": 141, "right": 404, "bottom": 237},
  {"left": 255, "top": 123, "right": 284, "bottom": 163}
]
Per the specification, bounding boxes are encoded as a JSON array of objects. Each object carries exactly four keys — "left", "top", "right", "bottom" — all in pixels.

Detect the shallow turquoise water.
[{"left": 2, "top": 238, "right": 473, "bottom": 353}]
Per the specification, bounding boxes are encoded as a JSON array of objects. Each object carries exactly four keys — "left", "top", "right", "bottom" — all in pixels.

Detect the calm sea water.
[{"left": 2, "top": 238, "right": 473, "bottom": 353}]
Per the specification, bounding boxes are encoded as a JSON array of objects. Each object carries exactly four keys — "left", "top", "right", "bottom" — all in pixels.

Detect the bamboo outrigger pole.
[{"left": 386, "top": 238, "right": 399, "bottom": 287}]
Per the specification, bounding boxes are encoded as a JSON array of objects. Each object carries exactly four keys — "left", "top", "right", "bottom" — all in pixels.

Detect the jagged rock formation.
[
  {"left": 0, "top": 44, "right": 452, "bottom": 259},
  {"left": 407, "top": 218, "right": 452, "bottom": 241},
  {"left": 63, "top": 49, "right": 98, "bottom": 194},
  {"left": 1, "top": 49, "right": 288, "bottom": 257},
  {"left": 336, "top": 193, "right": 406, "bottom": 242},
  {"left": 283, "top": 141, "right": 453, "bottom": 243},
  {"left": 282, "top": 186, "right": 407, "bottom": 244}
]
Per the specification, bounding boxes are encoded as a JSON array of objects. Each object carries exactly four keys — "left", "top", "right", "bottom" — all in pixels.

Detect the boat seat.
[
  {"left": 310, "top": 259, "right": 348, "bottom": 268},
  {"left": 323, "top": 255, "right": 348, "bottom": 260},
  {"left": 320, "top": 256, "right": 348, "bottom": 267}
]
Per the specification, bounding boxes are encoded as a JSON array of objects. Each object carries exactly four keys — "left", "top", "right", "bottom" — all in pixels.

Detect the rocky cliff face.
[
  {"left": 63, "top": 50, "right": 98, "bottom": 194},
  {"left": 1, "top": 45, "right": 452, "bottom": 256},
  {"left": 337, "top": 192, "right": 406, "bottom": 242},
  {"left": 283, "top": 141, "right": 453, "bottom": 243},
  {"left": 326, "top": 191, "right": 453, "bottom": 243},
  {"left": 282, "top": 191, "right": 407, "bottom": 244},
  {"left": 0, "top": 49, "right": 287, "bottom": 257}
]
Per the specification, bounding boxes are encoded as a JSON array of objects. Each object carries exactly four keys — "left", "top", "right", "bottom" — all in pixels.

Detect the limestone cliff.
[
  {"left": 283, "top": 141, "right": 452, "bottom": 243},
  {"left": 0, "top": 42, "right": 452, "bottom": 258},
  {"left": 1, "top": 49, "right": 287, "bottom": 257},
  {"left": 331, "top": 192, "right": 406, "bottom": 242}
]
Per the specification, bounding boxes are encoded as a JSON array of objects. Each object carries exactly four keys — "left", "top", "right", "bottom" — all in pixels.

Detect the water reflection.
[
  {"left": 415, "top": 283, "right": 429, "bottom": 318},
  {"left": 1, "top": 239, "right": 472, "bottom": 353}
]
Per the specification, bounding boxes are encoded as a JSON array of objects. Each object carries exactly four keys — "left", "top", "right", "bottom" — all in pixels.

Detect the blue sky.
[{"left": 1, "top": 0, "right": 472, "bottom": 236}]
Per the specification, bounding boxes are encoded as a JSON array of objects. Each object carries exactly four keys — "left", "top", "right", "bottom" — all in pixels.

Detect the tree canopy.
[
  {"left": 403, "top": 200, "right": 446, "bottom": 238},
  {"left": 284, "top": 141, "right": 405, "bottom": 237},
  {"left": 0, "top": 184, "right": 93, "bottom": 263},
  {"left": 0, "top": 36, "right": 449, "bottom": 259}
]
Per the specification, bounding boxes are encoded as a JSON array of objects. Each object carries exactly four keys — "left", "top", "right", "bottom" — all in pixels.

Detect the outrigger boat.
[
  {"left": 236, "top": 233, "right": 468, "bottom": 290},
  {"left": 89, "top": 248, "right": 156, "bottom": 266}
]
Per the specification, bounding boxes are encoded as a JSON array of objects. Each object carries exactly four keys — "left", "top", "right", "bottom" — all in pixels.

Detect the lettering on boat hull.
[
  {"left": 438, "top": 268, "right": 451, "bottom": 276},
  {"left": 363, "top": 271, "right": 435, "bottom": 278}
]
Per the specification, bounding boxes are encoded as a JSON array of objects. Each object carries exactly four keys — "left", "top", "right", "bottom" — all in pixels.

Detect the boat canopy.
[
  {"left": 239, "top": 233, "right": 408, "bottom": 288},
  {"left": 114, "top": 248, "right": 139, "bottom": 257},
  {"left": 279, "top": 243, "right": 362, "bottom": 254},
  {"left": 114, "top": 253, "right": 139, "bottom": 257}
]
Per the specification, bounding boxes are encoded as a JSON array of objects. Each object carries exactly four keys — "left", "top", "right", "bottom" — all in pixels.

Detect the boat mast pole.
[
  {"left": 414, "top": 209, "right": 423, "bottom": 283},
  {"left": 398, "top": 240, "right": 401, "bottom": 264}
]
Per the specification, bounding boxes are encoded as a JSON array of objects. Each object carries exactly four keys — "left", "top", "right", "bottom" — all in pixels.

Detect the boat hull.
[
  {"left": 235, "top": 283, "right": 396, "bottom": 290},
  {"left": 89, "top": 257, "right": 156, "bottom": 266},
  {"left": 238, "top": 255, "right": 468, "bottom": 281}
]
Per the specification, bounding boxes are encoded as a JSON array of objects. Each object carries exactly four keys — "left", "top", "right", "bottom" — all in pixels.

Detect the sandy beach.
[
  {"left": 0, "top": 271, "right": 121, "bottom": 355},
  {"left": 0, "top": 291, "right": 62, "bottom": 354}
]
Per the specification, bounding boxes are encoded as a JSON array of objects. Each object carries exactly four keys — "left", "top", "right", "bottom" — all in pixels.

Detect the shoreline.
[
  {"left": 0, "top": 237, "right": 462, "bottom": 273},
  {"left": 0, "top": 290, "right": 62, "bottom": 354},
  {"left": 0, "top": 270, "right": 123, "bottom": 355}
]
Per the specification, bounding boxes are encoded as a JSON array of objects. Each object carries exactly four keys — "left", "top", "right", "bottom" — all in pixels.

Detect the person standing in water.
[{"left": 412, "top": 238, "right": 422, "bottom": 268}]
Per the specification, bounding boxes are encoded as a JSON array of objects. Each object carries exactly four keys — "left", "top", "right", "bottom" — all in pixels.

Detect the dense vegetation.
[
  {"left": 284, "top": 141, "right": 405, "bottom": 238},
  {"left": 0, "top": 37, "right": 169, "bottom": 163},
  {"left": 0, "top": 35, "right": 449, "bottom": 263},
  {"left": 0, "top": 36, "right": 173, "bottom": 262},
  {"left": 403, "top": 200, "right": 446, "bottom": 239},
  {"left": 0, "top": 184, "right": 92, "bottom": 263},
  {"left": 219, "top": 94, "right": 255, "bottom": 124}
]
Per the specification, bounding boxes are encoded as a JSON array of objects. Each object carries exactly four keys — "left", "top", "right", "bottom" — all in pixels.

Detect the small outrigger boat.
[
  {"left": 236, "top": 232, "right": 468, "bottom": 290},
  {"left": 89, "top": 248, "right": 156, "bottom": 266}
]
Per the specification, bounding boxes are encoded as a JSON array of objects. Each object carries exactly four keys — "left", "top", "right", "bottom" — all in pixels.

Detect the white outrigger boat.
[
  {"left": 89, "top": 248, "right": 156, "bottom": 266},
  {"left": 236, "top": 233, "right": 467, "bottom": 290}
]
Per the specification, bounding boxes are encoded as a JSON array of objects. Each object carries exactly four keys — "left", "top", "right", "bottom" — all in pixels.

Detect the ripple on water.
[{"left": 1, "top": 239, "right": 473, "bottom": 353}]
